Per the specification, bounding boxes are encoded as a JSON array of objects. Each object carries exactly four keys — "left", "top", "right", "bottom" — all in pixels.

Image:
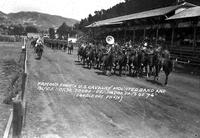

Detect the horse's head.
[{"left": 162, "top": 50, "right": 170, "bottom": 59}]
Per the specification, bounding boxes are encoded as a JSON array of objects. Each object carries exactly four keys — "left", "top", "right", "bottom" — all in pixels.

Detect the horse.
[
  {"left": 113, "top": 48, "right": 128, "bottom": 76},
  {"left": 95, "top": 47, "right": 107, "bottom": 69},
  {"left": 63, "top": 43, "right": 67, "bottom": 52},
  {"left": 126, "top": 47, "right": 136, "bottom": 76},
  {"left": 68, "top": 43, "right": 73, "bottom": 54},
  {"left": 126, "top": 45, "right": 145, "bottom": 77},
  {"left": 153, "top": 47, "right": 173, "bottom": 85},
  {"left": 85, "top": 47, "right": 96, "bottom": 69},
  {"left": 142, "top": 46, "right": 155, "bottom": 78},
  {"left": 77, "top": 46, "right": 84, "bottom": 61},
  {"left": 101, "top": 50, "right": 114, "bottom": 75},
  {"left": 134, "top": 48, "right": 146, "bottom": 77},
  {"left": 31, "top": 39, "right": 36, "bottom": 48},
  {"left": 78, "top": 46, "right": 87, "bottom": 65},
  {"left": 34, "top": 44, "right": 43, "bottom": 60}
]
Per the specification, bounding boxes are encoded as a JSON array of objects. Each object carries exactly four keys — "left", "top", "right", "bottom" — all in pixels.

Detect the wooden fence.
[
  {"left": 3, "top": 39, "right": 27, "bottom": 138},
  {"left": 168, "top": 46, "right": 200, "bottom": 66}
]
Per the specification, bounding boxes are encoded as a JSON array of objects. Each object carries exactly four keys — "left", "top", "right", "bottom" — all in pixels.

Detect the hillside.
[
  {"left": 0, "top": 11, "right": 12, "bottom": 25},
  {"left": 0, "top": 11, "right": 8, "bottom": 18},
  {"left": 0, "top": 11, "right": 79, "bottom": 30}
]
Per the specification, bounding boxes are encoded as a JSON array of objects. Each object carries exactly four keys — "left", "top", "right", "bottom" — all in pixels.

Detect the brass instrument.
[{"left": 106, "top": 35, "right": 115, "bottom": 45}]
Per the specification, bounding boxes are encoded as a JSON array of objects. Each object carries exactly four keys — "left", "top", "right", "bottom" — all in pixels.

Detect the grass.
[
  {"left": 0, "top": 41, "right": 23, "bottom": 136},
  {"left": 0, "top": 41, "right": 23, "bottom": 47}
]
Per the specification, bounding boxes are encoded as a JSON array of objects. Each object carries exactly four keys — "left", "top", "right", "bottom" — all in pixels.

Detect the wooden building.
[{"left": 87, "top": 2, "right": 200, "bottom": 66}]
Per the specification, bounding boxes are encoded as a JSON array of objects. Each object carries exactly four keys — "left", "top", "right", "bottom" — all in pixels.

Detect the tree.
[
  {"left": 49, "top": 28, "right": 55, "bottom": 39},
  {"left": 56, "top": 22, "right": 71, "bottom": 39},
  {"left": 87, "top": 14, "right": 93, "bottom": 23},
  {"left": 25, "top": 26, "right": 38, "bottom": 33},
  {"left": 9, "top": 24, "right": 24, "bottom": 36}
]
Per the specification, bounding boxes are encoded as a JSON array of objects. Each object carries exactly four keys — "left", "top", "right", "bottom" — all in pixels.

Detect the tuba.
[{"left": 106, "top": 35, "right": 115, "bottom": 45}]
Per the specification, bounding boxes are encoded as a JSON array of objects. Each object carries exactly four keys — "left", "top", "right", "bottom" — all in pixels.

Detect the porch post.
[
  {"left": 143, "top": 28, "right": 146, "bottom": 39},
  {"left": 192, "top": 19, "right": 198, "bottom": 56},
  {"left": 133, "top": 29, "right": 135, "bottom": 42},
  {"left": 193, "top": 20, "right": 197, "bottom": 47},
  {"left": 124, "top": 27, "right": 127, "bottom": 42},
  {"left": 155, "top": 25, "right": 159, "bottom": 45},
  {"left": 171, "top": 23, "right": 175, "bottom": 47}
]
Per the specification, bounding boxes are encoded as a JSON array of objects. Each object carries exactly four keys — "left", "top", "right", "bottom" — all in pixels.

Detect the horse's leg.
[
  {"left": 96, "top": 59, "right": 99, "bottom": 69},
  {"left": 155, "top": 63, "right": 162, "bottom": 81},
  {"left": 149, "top": 65, "right": 153, "bottom": 76},
  {"left": 137, "top": 66, "right": 141, "bottom": 78},
  {"left": 89, "top": 59, "right": 92, "bottom": 69},
  {"left": 119, "top": 65, "right": 122, "bottom": 76},
  {"left": 108, "top": 65, "right": 112, "bottom": 76},
  {"left": 113, "top": 62, "right": 117, "bottom": 74},
  {"left": 129, "top": 64, "right": 132, "bottom": 76},
  {"left": 87, "top": 58, "right": 89, "bottom": 68},
  {"left": 94, "top": 58, "right": 96, "bottom": 68},
  {"left": 125, "top": 61, "right": 128, "bottom": 76},
  {"left": 165, "top": 72, "right": 169, "bottom": 85},
  {"left": 83, "top": 58, "right": 85, "bottom": 65},
  {"left": 88, "top": 59, "right": 91, "bottom": 69},
  {"left": 154, "top": 65, "right": 158, "bottom": 81},
  {"left": 145, "top": 65, "right": 149, "bottom": 78},
  {"left": 98, "top": 61, "right": 100, "bottom": 69},
  {"left": 102, "top": 61, "right": 105, "bottom": 73}
]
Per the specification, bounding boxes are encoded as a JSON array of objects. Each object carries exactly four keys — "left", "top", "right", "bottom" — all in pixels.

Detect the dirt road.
[{"left": 23, "top": 45, "right": 200, "bottom": 138}]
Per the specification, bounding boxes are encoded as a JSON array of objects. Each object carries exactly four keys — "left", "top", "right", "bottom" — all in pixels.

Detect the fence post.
[{"left": 12, "top": 99, "right": 23, "bottom": 138}]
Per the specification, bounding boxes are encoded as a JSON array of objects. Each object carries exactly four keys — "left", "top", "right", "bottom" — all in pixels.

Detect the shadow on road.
[
  {"left": 95, "top": 71, "right": 106, "bottom": 76},
  {"left": 35, "top": 57, "right": 41, "bottom": 60},
  {"left": 74, "top": 61, "right": 82, "bottom": 66},
  {"left": 146, "top": 79, "right": 163, "bottom": 86},
  {"left": 83, "top": 66, "right": 91, "bottom": 69}
]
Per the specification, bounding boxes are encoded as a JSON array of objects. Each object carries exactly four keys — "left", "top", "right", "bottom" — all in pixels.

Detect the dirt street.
[{"left": 23, "top": 45, "right": 200, "bottom": 138}]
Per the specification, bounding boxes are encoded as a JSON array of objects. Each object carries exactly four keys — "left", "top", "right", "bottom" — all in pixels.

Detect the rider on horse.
[
  {"left": 105, "top": 43, "right": 115, "bottom": 54},
  {"left": 35, "top": 37, "right": 43, "bottom": 47},
  {"left": 35, "top": 36, "right": 44, "bottom": 53},
  {"left": 141, "top": 37, "right": 154, "bottom": 55}
]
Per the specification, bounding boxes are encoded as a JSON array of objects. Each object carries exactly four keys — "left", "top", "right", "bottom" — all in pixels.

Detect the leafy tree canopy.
[
  {"left": 57, "top": 22, "right": 71, "bottom": 39},
  {"left": 49, "top": 28, "right": 55, "bottom": 39}
]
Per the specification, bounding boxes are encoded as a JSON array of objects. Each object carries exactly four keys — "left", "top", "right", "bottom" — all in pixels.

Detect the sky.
[{"left": 0, "top": 0, "right": 125, "bottom": 20}]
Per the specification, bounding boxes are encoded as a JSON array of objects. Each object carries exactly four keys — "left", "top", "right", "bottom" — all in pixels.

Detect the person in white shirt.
[{"left": 35, "top": 37, "right": 43, "bottom": 47}]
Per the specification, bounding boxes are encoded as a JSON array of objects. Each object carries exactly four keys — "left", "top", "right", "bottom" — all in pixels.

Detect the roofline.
[
  {"left": 86, "top": 2, "right": 197, "bottom": 28},
  {"left": 167, "top": 6, "right": 200, "bottom": 20}
]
